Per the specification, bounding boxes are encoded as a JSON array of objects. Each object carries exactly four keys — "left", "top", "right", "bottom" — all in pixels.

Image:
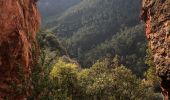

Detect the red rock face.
[
  {"left": 0, "top": 0, "right": 40, "bottom": 99},
  {"left": 141, "top": 0, "right": 170, "bottom": 99}
]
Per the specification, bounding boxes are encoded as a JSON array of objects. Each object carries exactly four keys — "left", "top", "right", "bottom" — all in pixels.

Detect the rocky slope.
[
  {"left": 141, "top": 0, "right": 170, "bottom": 99},
  {"left": 0, "top": 0, "right": 40, "bottom": 99}
]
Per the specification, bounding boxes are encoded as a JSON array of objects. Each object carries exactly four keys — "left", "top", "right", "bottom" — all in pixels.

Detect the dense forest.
[
  {"left": 33, "top": 0, "right": 163, "bottom": 99},
  {"left": 40, "top": 0, "right": 145, "bottom": 76}
]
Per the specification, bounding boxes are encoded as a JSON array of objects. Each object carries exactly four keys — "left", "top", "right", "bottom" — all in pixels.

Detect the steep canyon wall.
[
  {"left": 0, "top": 0, "right": 40, "bottom": 99},
  {"left": 141, "top": 0, "right": 170, "bottom": 99}
]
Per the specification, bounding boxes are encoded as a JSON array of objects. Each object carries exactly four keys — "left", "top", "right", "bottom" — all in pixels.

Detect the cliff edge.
[
  {"left": 0, "top": 0, "right": 40, "bottom": 99},
  {"left": 141, "top": 0, "right": 170, "bottom": 99}
]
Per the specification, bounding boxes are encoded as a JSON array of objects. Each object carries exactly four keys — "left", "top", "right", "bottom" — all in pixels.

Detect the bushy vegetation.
[
  {"left": 31, "top": 53, "right": 162, "bottom": 100},
  {"left": 144, "top": 49, "right": 161, "bottom": 94},
  {"left": 29, "top": 29, "right": 163, "bottom": 100},
  {"left": 37, "top": 29, "right": 66, "bottom": 65}
]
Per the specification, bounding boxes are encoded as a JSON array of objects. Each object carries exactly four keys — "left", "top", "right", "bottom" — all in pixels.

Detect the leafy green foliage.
[
  {"left": 31, "top": 38, "right": 161, "bottom": 99},
  {"left": 32, "top": 55, "right": 160, "bottom": 100},
  {"left": 37, "top": 29, "right": 66, "bottom": 65},
  {"left": 30, "top": 30, "right": 67, "bottom": 100},
  {"left": 50, "top": 57, "right": 79, "bottom": 100},
  {"left": 144, "top": 49, "right": 161, "bottom": 92},
  {"left": 76, "top": 58, "right": 157, "bottom": 100}
]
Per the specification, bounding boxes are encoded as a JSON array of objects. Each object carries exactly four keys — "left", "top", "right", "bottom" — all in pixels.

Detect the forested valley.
[{"left": 30, "top": 0, "right": 163, "bottom": 99}]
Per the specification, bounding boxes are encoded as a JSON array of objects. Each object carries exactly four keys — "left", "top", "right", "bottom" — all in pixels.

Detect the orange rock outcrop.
[
  {"left": 141, "top": 0, "right": 170, "bottom": 99},
  {"left": 0, "top": 0, "right": 40, "bottom": 99}
]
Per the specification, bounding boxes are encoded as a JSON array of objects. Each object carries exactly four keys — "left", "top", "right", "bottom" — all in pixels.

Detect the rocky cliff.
[
  {"left": 141, "top": 0, "right": 170, "bottom": 99},
  {"left": 0, "top": 0, "right": 40, "bottom": 99}
]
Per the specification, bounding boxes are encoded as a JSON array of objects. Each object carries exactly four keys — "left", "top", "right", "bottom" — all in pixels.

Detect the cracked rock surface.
[
  {"left": 0, "top": 0, "right": 40, "bottom": 99},
  {"left": 141, "top": 0, "right": 170, "bottom": 99}
]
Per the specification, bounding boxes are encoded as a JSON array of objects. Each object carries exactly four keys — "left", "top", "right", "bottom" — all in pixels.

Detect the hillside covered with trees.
[
  {"left": 30, "top": 0, "right": 163, "bottom": 99},
  {"left": 40, "top": 0, "right": 147, "bottom": 76}
]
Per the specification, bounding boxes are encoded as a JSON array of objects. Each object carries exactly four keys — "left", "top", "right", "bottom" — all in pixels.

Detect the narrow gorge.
[{"left": 0, "top": 0, "right": 170, "bottom": 99}]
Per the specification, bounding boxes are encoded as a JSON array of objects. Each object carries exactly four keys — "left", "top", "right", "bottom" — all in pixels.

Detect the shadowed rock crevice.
[{"left": 0, "top": 0, "right": 40, "bottom": 99}]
